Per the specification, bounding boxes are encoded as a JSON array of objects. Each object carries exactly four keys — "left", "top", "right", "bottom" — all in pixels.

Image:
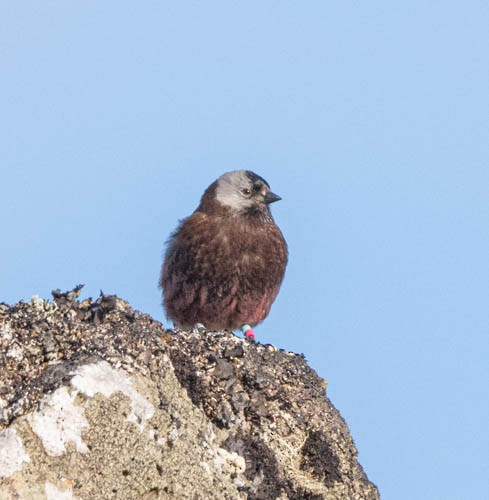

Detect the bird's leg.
[
  {"left": 192, "top": 324, "right": 225, "bottom": 335},
  {"left": 241, "top": 324, "right": 256, "bottom": 341},
  {"left": 192, "top": 323, "right": 206, "bottom": 333}
]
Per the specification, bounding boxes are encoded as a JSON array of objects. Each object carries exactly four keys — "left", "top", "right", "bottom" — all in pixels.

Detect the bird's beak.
[{"left": 265, "top": 191, "right": 282, "bottom": 204}]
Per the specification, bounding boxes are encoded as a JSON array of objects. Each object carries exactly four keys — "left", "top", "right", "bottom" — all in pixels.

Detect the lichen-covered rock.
[{"left": 0, "top": 287, "right": 379, "bottom": 499}]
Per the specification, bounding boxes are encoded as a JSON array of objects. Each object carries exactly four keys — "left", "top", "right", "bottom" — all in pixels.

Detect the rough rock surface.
[{"left": 0, "top": 287, "right": 379, "bottom": 499}]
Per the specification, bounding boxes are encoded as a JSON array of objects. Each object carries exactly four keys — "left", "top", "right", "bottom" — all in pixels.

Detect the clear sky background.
[{"left": 1, "top": 2, "right": 488, "bottom": 498}]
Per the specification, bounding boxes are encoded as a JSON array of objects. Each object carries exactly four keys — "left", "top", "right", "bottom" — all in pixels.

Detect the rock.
[{"left": 0, "top": 287, "right": 379, "bottom": 499}]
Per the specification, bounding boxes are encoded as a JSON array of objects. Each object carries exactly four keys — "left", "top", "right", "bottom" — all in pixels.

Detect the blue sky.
[{"left": 1, "top": 2, "right": 488, "bottom": 498}]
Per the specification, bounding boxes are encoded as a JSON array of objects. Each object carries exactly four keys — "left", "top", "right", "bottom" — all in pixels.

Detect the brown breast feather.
[{"left": 161, "top": 211, "right": 287, "bottom": 329}]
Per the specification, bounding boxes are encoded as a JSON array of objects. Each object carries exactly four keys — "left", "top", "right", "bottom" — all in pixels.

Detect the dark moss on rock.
[{"left": 301, "top": 430, "right": 342, "bottom": 486}]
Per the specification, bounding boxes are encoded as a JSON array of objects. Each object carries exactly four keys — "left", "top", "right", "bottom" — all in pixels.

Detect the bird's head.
[{"left": 207, "top": 170, "right": 281, "bottom": 216}]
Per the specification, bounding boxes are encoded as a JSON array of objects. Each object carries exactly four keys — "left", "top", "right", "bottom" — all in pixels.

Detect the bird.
[{"left": 160, "top": 170, "right": 288, "bottom": 340}]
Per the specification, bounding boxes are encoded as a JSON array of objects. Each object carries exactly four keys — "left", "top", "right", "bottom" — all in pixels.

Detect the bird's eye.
[{"left": 241, "top": 188, "right": 251, "bottom": 196}]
